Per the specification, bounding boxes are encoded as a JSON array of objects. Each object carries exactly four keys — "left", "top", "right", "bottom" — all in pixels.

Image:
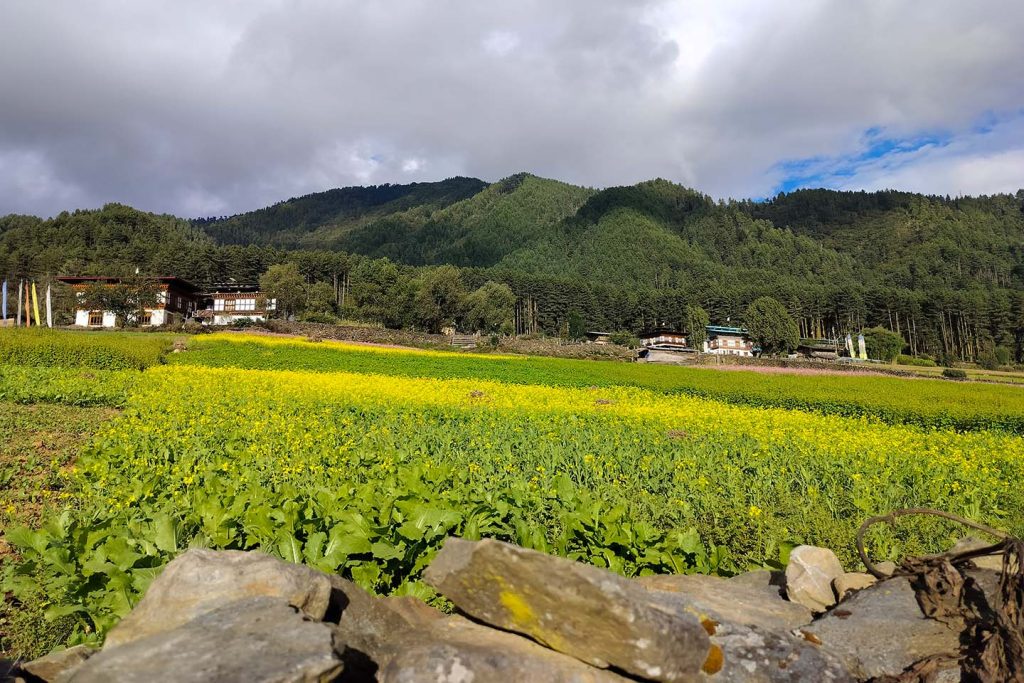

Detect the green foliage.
[
  {"left": 413, "top": 265, "right": 466, "bottom": 333},
  {"left": 0, "top": 365, "right": 137, "bottom": 407},
  {"left": 744, "top": 297, "right": 799, "bottom": 355},
  {"left": 897, "top": 354, "right": 937, "bottom": 367},
  {"left": 686, "top": 306, "right": 710, "bottom": 349},
  {"left": 0, "top": 329, "right": 170, "bottom": 370},
  {"left": 304, "top": 281, "right": 337, "bottom": 316},
  {"left": 259, "top": 263, "right": 307, "bottom": 319},
  {"left": 862, "top": 327, "right": 904, "bottom": 362},
  {"left": 995, "top": 346, "right": 1012, "bottom": 367},
  {"left": 464, "top": 281, "right": 515, "bottom": 334},
  {"left": 943, "top": 368, "right": 968, "bottom": 380},
  {"left": 608, "top": 331, "right": 640, "bottom": 348},
  {"left": 567, "top": 310, "right": 586, "bottom": 341}
]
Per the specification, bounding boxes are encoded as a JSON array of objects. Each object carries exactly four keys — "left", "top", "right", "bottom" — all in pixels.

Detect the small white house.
[
  {"left": 704, "top": 325, "right": 755, "bottom": 357},
  {"left": 198, "top": 284, "right": 275, "bottom": 325}
]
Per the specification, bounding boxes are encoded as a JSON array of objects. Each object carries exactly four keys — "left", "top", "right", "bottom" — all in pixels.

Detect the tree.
[
  {"left": 305, "top": 281, "right": 337, "bottom": 317},
  {"left": 77, "top": 275, "right": 161, "bottom": 328},
  {"left": 862, "top": 326, "right": 904, "bottom": 362},
  {"left": 413, "top": 265, "right": 466, "bottom": 333},
  {"left": 685, "top": 305, "right": 710, "bottom": 351},
  {"left": 260, "top": 263, "right": 306, "bottom": 319},
  {"left": 745, "top": 296, "right": 799, "bottom": 355},
  {"left": 465, "top": 281, "right": 515, "bottom": 333},
  {"left": 567, "top": 310, "right": 586, "bottom": 341}
]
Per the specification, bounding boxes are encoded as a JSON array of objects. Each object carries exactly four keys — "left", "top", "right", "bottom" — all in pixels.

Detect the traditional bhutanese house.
[
  {"left": 704, "top": 325, "right": 755, "bottom": 357},
  {"left": 198, "top": 283, "right": 276, "bottom": 325},
  {"left": 584, "top": 331, "right": 614, "bottom": 344},
  {"left": 639, "top": 329, "right": 688, "bottom": 349},
  {"left": 57, "top": 276, "right": 199, "bottom": 328}
]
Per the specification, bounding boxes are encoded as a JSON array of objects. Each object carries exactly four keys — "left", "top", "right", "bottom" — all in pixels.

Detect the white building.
[
  {"left": 57, "top": 276, "right": 199, "bottom": 328},
  {"left": 199, "top": 284, "right": 276, "bottom": 325}
]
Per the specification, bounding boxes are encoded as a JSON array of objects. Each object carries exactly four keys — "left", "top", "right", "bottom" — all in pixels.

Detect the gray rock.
[
  {"left": 951, "top": 536, "right": 1004, "bottom": 571},
  {"left": 63, "top": 597, "right": 342, "bottom": 683},
  {"left": 832, "top": 572, "right": 876, "bottom": 601},
  {"left": 638, "top": 573, "right": 812, "bottom": 631},
  {"left": 801, "top": 577, "right": 960, "bottom": 680},
  {"left": 21, "top": 645, "right": 96, "bottom": 682},
  {"left": 424, "top": 537, "right": 711, "bottom": 682},
  {"left": 104, "top": 549, "right": 333, "bottom": 648},
  {"left": 784, "top": 546, "right": 845, "bottom": 613},
  {"left": 378, "top": 615, "right": 631, "bottom": 683},
  {"left": 698, "top": 620, "right": 853, "bottom": 682},
  {"left": 874, "top": 561, "right": 897, "bottom": 577}
]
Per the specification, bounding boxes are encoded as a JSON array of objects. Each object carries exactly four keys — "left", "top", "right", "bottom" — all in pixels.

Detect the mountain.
[
  {"left": 4, "top": 174, "right": 1024, "bottom": 362},
  {"left": 194, "top": 176, "right": 488, "bottom": 249}
]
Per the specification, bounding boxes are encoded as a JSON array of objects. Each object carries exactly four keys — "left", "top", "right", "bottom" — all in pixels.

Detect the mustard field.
[{"left": 2, "top": 329, "right": 1023, "bottom": 652}]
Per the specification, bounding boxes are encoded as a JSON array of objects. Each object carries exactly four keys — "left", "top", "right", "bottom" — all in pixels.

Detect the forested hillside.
[{"left": 2, "top": 175, "right": 1023, "bottom": 363}]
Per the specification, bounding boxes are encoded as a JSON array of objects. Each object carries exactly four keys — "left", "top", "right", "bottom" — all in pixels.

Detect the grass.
[
  {"left": 174, "top": 333, "right": 1024, "bottom": 433},
  {"left": 0, "top": 402, "right": 118, "bottom": 660}
]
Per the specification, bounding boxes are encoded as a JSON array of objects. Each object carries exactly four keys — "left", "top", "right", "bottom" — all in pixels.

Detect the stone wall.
[{"left": 5, "top": 537, "right": 1008, "bottom": 682}]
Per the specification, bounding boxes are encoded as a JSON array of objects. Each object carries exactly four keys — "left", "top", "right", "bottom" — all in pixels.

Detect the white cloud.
[{"left": 0, "top": 0, "right": 1022, "bottom": 216}]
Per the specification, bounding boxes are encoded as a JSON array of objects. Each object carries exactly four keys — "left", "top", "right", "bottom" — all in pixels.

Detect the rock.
[
  {"left": 727, "top": 570, "right": 787, "bottom": 597},
  {"left": 104, "top": 549, "right": 333, "bottom": 648},
  {"left": 801, "top": 578, "right": 960, "bottom": 680},
  {"left": 638, "top": 573, "right": 812, "bottom": 632},
  {"left": 784, "top": 546, "right": 845, "bottom": 613},
  {"left": 378, "top": 615, "right": 631, "bottom": 683},
  {"left": 874, "top": 561, "right": 897, "bottom": 577},
  {"left": 699, "top": 620, "right": 853, "bottom": 682},
  {"left": 950, "top": 536, "right": 1004, "bottom": 571},
  {"left": 63, "top": 597, "right": 342, "bottom": 683},
  {"left": 832, "top": 572, "right": 876, "bottom": 601},
  {"left": 424, "top": 537, "right": 711, "bottom": 682},
  {"left": 21, "top": 645, "right": 96, "bottom": 682}
]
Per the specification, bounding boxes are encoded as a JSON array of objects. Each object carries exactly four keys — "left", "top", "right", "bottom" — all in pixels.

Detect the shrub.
[
  {"left": 608, "top": 331, "right": 640, "bottom": 348},
  {"left": 862, "top": 327, "right": 904, "bottom": 362},
  {"left": 897, "top": 354, "right": 937, "bottom": 367},
  {"left": 0, "top": 329, "right": 169, "bottom": 370},
  {"left": 942, "top": 368, "right": 968, "bottom": 380},
  {"left": 995, "top": 346, "right": 1012, "bottom": 367}
]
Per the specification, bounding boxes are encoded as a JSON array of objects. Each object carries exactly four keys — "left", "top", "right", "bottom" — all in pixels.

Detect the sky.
[{"left": 1, "top": 0, "right": 1023, "bottom": 218}]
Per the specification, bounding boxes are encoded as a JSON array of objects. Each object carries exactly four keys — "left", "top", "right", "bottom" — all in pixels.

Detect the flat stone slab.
[
  {"left": 105, "top": 549, "right": 333, "bottom": 648},
  {"left": 424, "top": 537, "right": 711, "bottom": 682},
  {"left": 638, "top": 573, "right": 812, "bottom": 632},
  {"left": 379, "top": 615, "right": 631, "bottom": 682},
  {"left": 21, "top": 645, "right": 96, "bottom": 682},
  {"left": 698, "top": 620, "right": 853, "bottom": 682},
  {"left": 62, "top": 597, "right": 342, "bottom": 683},
  {"left": 801, "top": 578, "right": 960, "bottom": 680}
]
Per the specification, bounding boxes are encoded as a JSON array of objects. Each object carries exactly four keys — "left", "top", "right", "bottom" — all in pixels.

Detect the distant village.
[{"left": 2, "top": 274, "right": 870, "bottom": 365}]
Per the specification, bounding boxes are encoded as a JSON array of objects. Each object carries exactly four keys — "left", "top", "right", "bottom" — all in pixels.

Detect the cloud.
[{"left": 0, "top": 0, "right": 1022, "bottom": 217}]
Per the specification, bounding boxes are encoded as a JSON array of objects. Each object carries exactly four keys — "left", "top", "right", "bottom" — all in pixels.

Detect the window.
[
  {"left": 236, "top": 298, "right": 256, "bottom": 311},
  {"left": 139, "top": 311, "right": 152, "bottom": 325},
  {"left": 88, "top": 311, "right": 103, "bottom": 326},
  {"left": 214, "top": 299, "right": 225, "bottom": 311},
  {"left": 266, "top": 298, "right": 276, "bottom": 311},
  {"left": 224, "top": 299, "right": 236, "bottom": 312}
]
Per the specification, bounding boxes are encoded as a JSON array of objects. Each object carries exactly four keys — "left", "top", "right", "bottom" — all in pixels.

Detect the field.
[{"left": 2, "top": 329, "right": 1023, "bottom": 657}]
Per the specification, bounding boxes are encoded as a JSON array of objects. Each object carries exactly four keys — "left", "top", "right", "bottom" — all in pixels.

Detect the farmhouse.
[
  {"left": 584, "top": 331, "right": 614, "bottom": 344},
  {"left": 639, "top": 329, "right": 687, "bottom": 349},
  {"left": 57, "top": 276, "right": 199, "bottom": 328},
  {"left": 197, "top": 283, "right": 276, "bottom": 326},
  {"left": 704, "top": 325, "right": 755, "bottom": 356}
]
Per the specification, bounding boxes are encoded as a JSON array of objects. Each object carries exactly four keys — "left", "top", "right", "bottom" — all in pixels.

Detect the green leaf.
[{"left": 277, "top": 533, "right": 302, "bottom": 564}]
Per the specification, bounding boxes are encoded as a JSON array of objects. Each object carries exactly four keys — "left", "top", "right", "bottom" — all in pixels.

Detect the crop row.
[
  {"left": 0, "top": 329, "right": 172, "bottom": 370},
  {"left": 6, "top": 363, "right": 1022, "bottom": 645},
  {"left": 0, "top": 365, "right": 137, "bottom": 407},
  {"left": 175, "top": 333, "right": 1024, "bottom": 433}
]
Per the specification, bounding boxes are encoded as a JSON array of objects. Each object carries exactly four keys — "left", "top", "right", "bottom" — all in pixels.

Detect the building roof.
[
  {"left": 203, "top": 283, "right": 261, "bottom": 294},
  {"left": 56, "top": 275, "right": 200, "bottom": 292},
  {"left": 639, "top": 329, "right": 686, "bottom": 338},
  {"left": 706, "top": 325, "right": 748, "bottom": 335}
]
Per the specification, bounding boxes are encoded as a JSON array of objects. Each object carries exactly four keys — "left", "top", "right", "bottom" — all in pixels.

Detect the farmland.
[{"left": 2, "top": 328, "right": 1024, "bottom": 657}]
